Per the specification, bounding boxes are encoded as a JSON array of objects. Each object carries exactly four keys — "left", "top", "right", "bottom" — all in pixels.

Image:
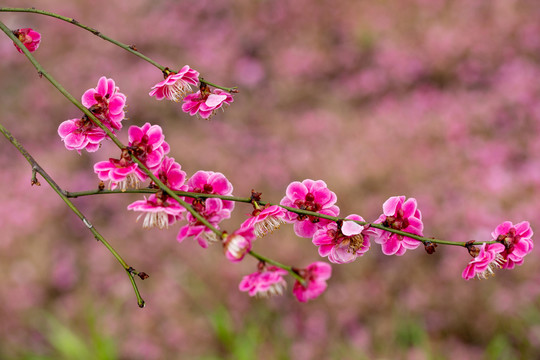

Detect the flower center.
[
  {"left": 497, "top": 228, "right": 521, "bottom": 253},
  {"left": 383, "top": 209, "right": 409, "bottom": 230},
  {"left": 346, "top": 234, "right": 364, "bottom": 253},
  {"left": 294, "top": 193, "right": 322, "bottom": 223}
]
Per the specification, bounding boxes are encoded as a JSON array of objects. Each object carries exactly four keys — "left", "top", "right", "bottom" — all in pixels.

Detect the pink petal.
[
  {"left": 286, "top": 181, "right": 308, "bottom": 201},
  {"left": 57, "top": 120, "right": 77, "bottom": 137},
  {"left": 128, "top": 126, "right": 144, "bottom": 142},
  {"left": 382, "top": 196, "right": 404, "bottom": 216},
  {"left": 318, "top": 244, "right": 333, "bottom": 257},
  {"left": 493, "top": 221, "right": 513, "bottom": 238},
  {"left": 310, "top": 262, "right": 332, "bottom": 280},
  {"left": 401, "top": 198, "right": 418, "bottom": 218},
  {"left": 381, "top": 236, "right": 400, "bottom": 255},
  {"left": 294, "top": 220, "right": 317, "bottom": 238},
  {"left": 205, "top": 94, "right": 227, "bottom": 108},
  {"left": 95, "top": 77, "right": 109, "bottom": 96},
  {"left": 81, "top": 90, "right": 98, "bottom": 107},
  {"left": 342, "top": 221, "right": 363, "bottom": 236}
]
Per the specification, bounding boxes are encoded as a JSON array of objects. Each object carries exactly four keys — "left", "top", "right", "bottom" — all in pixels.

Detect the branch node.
[
  {"left": 250, "top": 189, "right": 262, "bottom": 203},
  {"left": 465, "top": 240, "right": 479, "bottom": 257},
  {"left": 138, "top": 272, "right": 149, "bottom": 280},
  {"left": 31, "top": 168, "right": 41, "bottom": 186},
  {"left": 424, "top": 241, "right": 438, "bottom": 254},
  {"left": 83, "top": 218, "right": 93, "bottom": 229}
]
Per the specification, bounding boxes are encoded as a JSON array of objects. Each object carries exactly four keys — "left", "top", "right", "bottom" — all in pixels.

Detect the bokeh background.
[{"left": 2, "top": 0, "right": 540, "bottom": 359}]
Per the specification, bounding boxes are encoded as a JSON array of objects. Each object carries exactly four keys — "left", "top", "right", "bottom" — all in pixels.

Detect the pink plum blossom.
[
  {"left": 185, "top": 170, "right": 234, "bottom": 211},
  {"left": 58, "top": 117, "right": 107, "bottom": 153},
  {"left": 239, "top": 265, "right": 288, "bottom": 297},
  {"left": 492, "top": 221, "right": 534, "bottom": 269},
  {"left": 82, "top": 76, "right": 127, "bottom": 129},
  {"left": 13, "top": 28, "right": 41, "bottom": 53},
  {"left": 58, "top": 77, "right": 126, "bottom": 153},
  {"left": 292, "top": 261, "right": 332, "bottom": 303},
  {"left": 127, "top": 194, "right": 185, "bottom": 229},
  {"left": 94, "top": 150, "right": 142, "bottom": 191},
  {"left": 223, "top": 226, "right": 255, "bottom": 262},
  {"left": 280, "top": 179, "right": 340, "bottom": 238},
  {"left": 149, "top": 65, "right": 200, "bottom": 102},
  {"left": 240, "top": 204, "right": 287, "bottom": 238},
  {"left": 462, "top": 243, "right": 506, "bottom": 280},
  {"left": 181, "top": 89, "right": 234, "bottom": 119},
  {"left": 93, "top": 123, "right": 169, "bottom": 190},
  {"left": 371, "top": 196, "right": 423, "bottom": 256},
  {"left": 153, "top": 156, "right": 187, "bottom": 191},
  {"left": 128, "top": 123, "right": 170, "bottom": 178},
  {"left": 312, "top": 214, "right": 370, "bottom": 264},
  {"left": 177, "top": 198, "right": 231, "bottom": 248}
]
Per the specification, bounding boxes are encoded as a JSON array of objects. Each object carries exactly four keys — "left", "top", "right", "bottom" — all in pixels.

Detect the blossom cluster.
[
  {"left": 462, "top": 221, "right": 534, "bottom": 280},
  {"left": 149, "top": 65, "right": 234, "bottom": 120},
  {"left": 58, "top": 76, "right": 127, "bottom": 153},
  {"left": 50, "top": 71, "right": 534, "bottom": 303}
]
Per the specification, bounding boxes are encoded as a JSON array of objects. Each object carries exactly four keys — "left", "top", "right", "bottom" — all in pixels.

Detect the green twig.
[
  {"left": 0, "top": 18, "right": 222, "bottom": 238},
  {"left": 0, "top": 7, "right": 237, "bottom": 92},
  {"left": 0, "top": 19, "right": 146, "bottom": 308},
  {"left": 64, "top": 188, "right": 495, "bottom": 247},
  {"left": 0, "top": 122, "right": 146, "bottom": 308}
]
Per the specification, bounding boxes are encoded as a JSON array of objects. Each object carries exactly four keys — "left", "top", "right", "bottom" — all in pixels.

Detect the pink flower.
[
  {"left": 239, "top": 265, "right": 288, "bottom": 297},
  {"left": 13, "top": 28, "right": 41, "bottom": 53},
  {"left": 462, "top": 243, "right": 506, "bottom": 280},
  {"left": 93, "top": 123, "right": 169, "bottom": 190},
  {"left": 153, "top": 156, "right": 187, "bottom": 191},
  {"left": 371, "top": 196, "right": 423, "bottom": 256},
  {"left": 280, "top": 179, "right": 340, "bottom": 238},
  {"left": 292, "top": 262, "right": 332, "bottom": 303},
  {"left": 127, "top": 194, "right": 185, "bottom": 229},
  {"left": 185, "top": 170, "right": 234, "bottom": 211},
  {"left": 177, "top": 198, "right": 231, "bottom": 248},
  {"left": 240, "top": 205, "right": 287, "bottom": 238},
  {"left": 58, "top": 117, "right": 107, "bottom": 153},
  {"left": 82, "top": 77, "right": 127, "bottom": 129},
  {"left": 182, "top": 89, "right": 234, "bottom": 119},
  {"left": 93, "top": 151, "right": 142, "bottom": 190},
  {"left": 492, "top": 221, "right": 534, "bottom": 269},
  {"left": 128, "top": 123, "right": 170, "bottom": 178},
  {"left": 312, "top": 214, "right": 370, "bottom": 264},
  {"left": 58, "top": 77, "right": 127, "bottom": 153},
  {"left": 223, "top": 226, "right": 255, "bottom": 262},
  {"left": 149, "top": 65, "right": 200, "bottom": 102}
]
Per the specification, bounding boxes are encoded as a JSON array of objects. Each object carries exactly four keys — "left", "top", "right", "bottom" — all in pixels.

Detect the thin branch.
[
  {"left": 0, "top": 7, "right": 238, "bottom": 93},
  {"left": 65, "top": 188, "right": 495, "bottom": 247},
  {"left": 0, "top": 121, "right": 146, "bottom": 308}
]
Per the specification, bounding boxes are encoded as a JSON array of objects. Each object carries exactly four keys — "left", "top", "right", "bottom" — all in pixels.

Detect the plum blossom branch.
[
  {"left": 0, "top": 7, "right": 237, "bottom": 93},
  {"left": 0, "top": 121, "right": 146, "bottom": 308},
  {"left": 0, "top": 19, "right": 156, "bottom": 307},
  {"left": 64, "top": 188, "right": 496, "bottom": 248},
  {"left": 0, "top": 19, "right": 223, "bottom": 240},
  {"left": 2, "top": 11, "right": 527, "bottom": 304}
]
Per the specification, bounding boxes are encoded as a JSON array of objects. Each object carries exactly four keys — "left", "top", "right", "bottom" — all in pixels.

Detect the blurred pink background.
[{"left": 2, "top": 0, "right": 540, "bottom": 358}]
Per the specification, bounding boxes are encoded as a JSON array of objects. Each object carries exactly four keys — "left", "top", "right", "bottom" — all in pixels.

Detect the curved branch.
[{"left": 0, "top": 7, "right": 238, "bottom": 92}]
